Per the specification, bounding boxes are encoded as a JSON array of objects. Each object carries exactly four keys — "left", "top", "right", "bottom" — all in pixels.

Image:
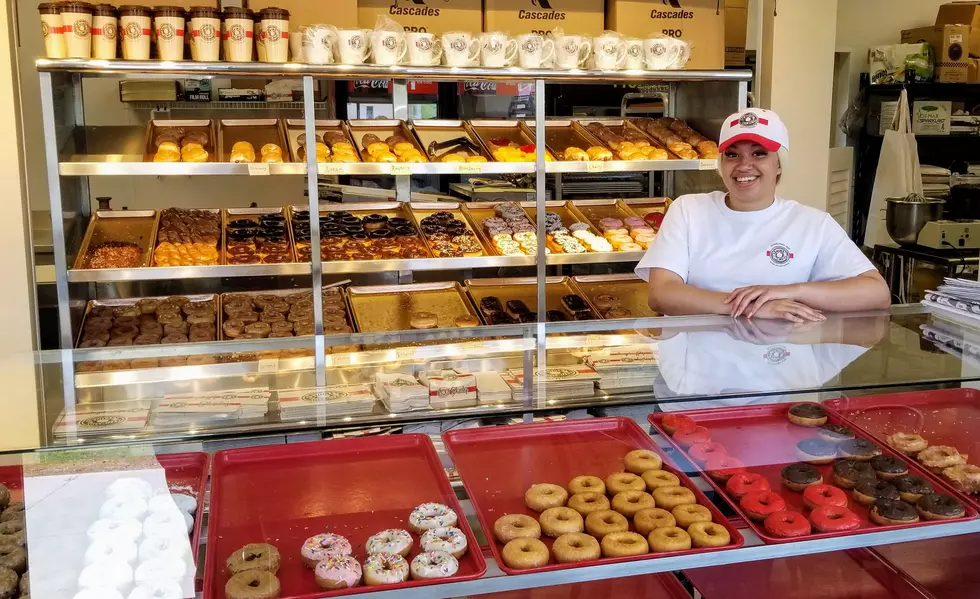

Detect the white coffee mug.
[
  {"left": 303, "top": 24, "right": 336, "bottom": 64},
  {"left": 554, "top": 35, "right": 591, "bottom": 70},
  {"left": 624, "top": 38, "right": 644, "bottom": 70},
  {"left": 405, "top": 31, "right": 441, "bottom": 66},
  {"left": 593, "top": 34, "right": 627, "bottom": 70},
  {"left": 442, "top": 31, "right": 479, "bottom": 67},
  {"left": 479, "top": 31, "right": 517, "bottom": 68},
  {"left": 290, "top": 25, "right": 305, "bottom": 61},
  {"left": 644, "top": 37, "right": 691, "bottom": 70},
  {"left": 370, "top": 30, "right": 406, "bottom": 66},
  {"left": 516, "top": 33, "right": 555, "bottom": 69},
  {"left": 336, "top": 28, "right": 370, "bottom": 65}
]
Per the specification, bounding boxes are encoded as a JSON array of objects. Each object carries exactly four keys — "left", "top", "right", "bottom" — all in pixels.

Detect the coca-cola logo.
[
  {"left": 229, "top": 23, "right": 246, "bottom": 42},
  {"left": 415, "top": 37, "right": 431, "bottom": 51},
  {"left": 125, "top": 22, "right": 142, "bottom": 40},
  {"left": 102, "top": 22, "right": 116, "bottom": 40},
  {"left": 266, "top": 25, "right": 281, "bottom": 43},
  {"left": 522, "top": 38, "right": 541, "bottom": 53},
  {"left": 464, "top": 81, "right": 496, "bottom": 92},
  {"left": 74, "top": 19, "right": 90, "bottom": 37},
  {"left": 199, "top": 23, "right": 216, "bottom": 41},
  {"left": 158, "top": 22, "right": 175, "bottom": 41}
]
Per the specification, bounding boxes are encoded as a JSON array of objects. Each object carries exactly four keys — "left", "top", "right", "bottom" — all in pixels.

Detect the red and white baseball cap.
[{"left": 718, "top": 108, "right": 790, "bottom": 152}]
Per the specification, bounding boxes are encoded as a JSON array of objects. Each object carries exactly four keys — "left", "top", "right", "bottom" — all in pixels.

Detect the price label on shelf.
[
  {"left": 395, "top": 347, "right": 416, "bottom": 361},
  {"left": 247, "top": 163, "right": 271, "bottom": 176},
  {"left": 461, "top": 340, "right": 484, "bottom": 352},
  {"left": 585, "top": 334, "right": 604, "bottom": 346},
  {"left": 323, "top": 163, "right": 347, "bottom": 175},
  {"left": 698, "top": 159, "right": 718, "bottom": 171},
  {"left": 457, "top": 162, "right": 484, "bottom": 174},
  {"left": 257, "top": 358, "right": 279, "bottom": 373},
  {"left": 587, "top": 162, "right": 606, "bottom": 173},
  {"left": 390, "top": 164, "right": 412, "bottom": 176}
]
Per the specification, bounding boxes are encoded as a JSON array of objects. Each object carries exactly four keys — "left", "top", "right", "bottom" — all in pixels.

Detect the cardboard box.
[
  {"left": 359, "top": 0, "right": 481, "bottom": 34},
  {"left": 484, "top": 0, "right": 604, "bottom": 37},
  {"left": 249, "top": 0, "right": 357, "bottom": 30},
  {"left": 935, "top": 2, "right": 980, "bottom": 56},
  {"left": 903, "top": 24, "right": 980, "bottom": 82},
  {"left": 725, "top": 0, "right": 747, "bottom": 66},
  {"left": 606, "top": 0, "right": 725, "bottom": 69},
  {"left": 937, "top": 57, "right": 980, "bottom": 82}
]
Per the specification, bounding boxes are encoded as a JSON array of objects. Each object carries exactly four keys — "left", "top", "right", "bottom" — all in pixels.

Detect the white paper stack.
[
  {"left": 53, "top": 402, "right": 151, "bottom": 439},
  {"left": 420, "top": 369, "right": 478, "bottom": 409},
  {"left": 278, "top": 384, "right": 378, "bottom": 421},
  {"left": 583, "top": 347, "right": 660, "bottom": 392},
  {"left": 375, "top": 373, "right": 429, "bottom": 412},
  {"left": 475, "top": 371, "right": 514, "bottom": 404},
  {"left": 924, "top": 278, "right": 980, "bottom": 323},
  {"left": 502, "top": 365, "right": 601, "bottom": 402},
  {"left": 152, "top": 387, "right": 272, "bottom": 427}
]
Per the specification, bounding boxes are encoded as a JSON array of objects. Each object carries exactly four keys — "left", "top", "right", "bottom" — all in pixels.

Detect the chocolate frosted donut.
[
  {"left": 839, "top": 439, "right": 882, "bottom": 461},
  {"left": 871, "top": 455, "right": 908, "bottom": 479},
  {"left": 832, "top": 459, "right": 876, "bottom": 489},
  {"left": 917, "top": 493, "right": 966, "bottom": 520},
  {"left": 854, "top": 479, "right": 899, "bottom": 502},
  {"left": 781, "top": 463, "right": 822, "bottom": 491},
  {"left": 893, "top": 475, "right": 933, "bottom": 502},
  {"left": 818, "top": 424, "right": 855, "bottom": 443},
  {"left": 871, "top": 498, "right": 919, "bottom": 524}
]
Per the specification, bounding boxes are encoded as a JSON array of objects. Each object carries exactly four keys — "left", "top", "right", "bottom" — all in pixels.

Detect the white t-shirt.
[{"left": 634, "top": 191, "right": 875, "bottom": 291}]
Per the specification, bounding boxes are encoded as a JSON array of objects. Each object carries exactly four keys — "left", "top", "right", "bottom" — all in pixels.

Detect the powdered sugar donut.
[
  {"left": 134, "top": 557, "right": 186, "bottom": 585},
  {"left": 128, "top": 581, "right": 183, "bottom": 599},
  {"left": 143, "top": 510, "right": 192, "bottom": 538},
  {"left": 78, "top": 560, "right": 133, "bottom": 591},
  {"left": 314, "top": 555, "right": 362, "bottom": 590},
  {"left": 73, "top": 589, "right": 124, "bottom": 599},
  {"left": 85, "top": 539, "right": 138, "bottom": 566},
  {"left": 301, "top": 533, "right": 352, "bottom": 568},
  {"left": 410, "top": 550, "right": 459, "bottom": 580},
  {"left": 408, "top": 503, "right": 458, "bottom": 534},
  {"left": 365, "top": 529, "right": 413, "bottom": 557},
  {"left": 87, "top": 518, "right": 143, "bottom": 544},
  {"left": 138, "top": 535, "right": 191, "bottom": 562},
  {"left": 148, "top": 493, "right": 196, "bottom": 516},
  {"left": 107, "top": 478, "right": 154, "bottom": 501},
  {"left": 420, "top": 527, "right": 468, "bottom": 559},
  {"left": 100, "top": 496, "right": 148, "bottom": 521},
  {"left": 363, "top": 553, "right": 409, "bottom": 586}
]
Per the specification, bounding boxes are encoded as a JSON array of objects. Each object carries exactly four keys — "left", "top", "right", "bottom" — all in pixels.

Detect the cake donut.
[
  {"left": 226, "top": 543, "right": 281, "bottom": 575},
  {"left": 648, "top": 526, "right": 691, "bottom": 552},
  {"left": 567, "top": 492, "right": 610, "bottom": 516},
  {"left": 610, "top": 491, "right": 656, "bottom": 518},
  {"left": 652, "top": 486, "right": 696, "bottom": 511},
  {"left": 539, "top": 506, "right": 584, "bottom": 537},
  {"left": 634, "top": 508, "right": 676, "bottom": 536},
  {"left": 689, "top": 522, "right": 731, "bottom": 548},
  {"left": 642, "top": 470, "right": 680, "bottom": 492},
  {"left": 601, "top": 531, "right": 649, "bottom": 557},
  {"left": 551, "top": 532, "right": 600, "bottom": 563},
  {"left": 366, "top": 529, "right": 413, "bottom": 557},
  {"left": 568, "top": 475, "right": 605, "bottom": 495},
  {"left": 623, "top": 449, "right": 663, "bottom": 474},
  {"left": 493, "top": 514, "right": 541, "bottom": 543},
  {"left": 410, "top": 550, "right": 459, "bottom": 580},
  {"left": 420, "top": 527, "right": 468, "bottom": 558},
  {"left": 525, "top": 484, "right": 568, "bottom": 512},
  {"left": 672, "top": 504, "right": 712, "bottom": 529},
  {"left": 605, "top": 473, "right": 645, "bottom": 495},
  {"left": 301, "top": 533, "right": 353, "bottom": 567},
  {"left": 314, "top": 555, "right": 362, "bottom": 590},
  {"left": 501, "top": 538, "right": 549, "bottom": 569},
  {"left": 225, "top": 570, "right": 280, "bottom": 599},
  {"left": 363, "top": 552, "right": 410, "bottom": 585},
  {"left": 584, "top": 510, "right": 629, "bottom": 540}
]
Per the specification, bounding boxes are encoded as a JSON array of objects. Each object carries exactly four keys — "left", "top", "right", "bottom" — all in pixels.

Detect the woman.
[{"left": 635, "top": 108, "right": 890, "bottom": 322}]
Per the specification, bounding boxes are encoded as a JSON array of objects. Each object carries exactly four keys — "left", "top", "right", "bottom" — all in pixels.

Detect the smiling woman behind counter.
[{"left": 634, "top": 109, "right": 890, "bottom": 323}]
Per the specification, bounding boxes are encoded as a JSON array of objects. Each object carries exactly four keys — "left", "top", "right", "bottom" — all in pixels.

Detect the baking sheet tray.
[
  {"left": 143, "top": 119, "right": 216, "bottom": 162},
  {"left": 469, "top": 120, "right": 553, "bottom": 162},
  {"left": 624, "top": 198, "right": 671, "bottom": 219},
  {"left": 347, "top": 120, "right": 428, "bottom": 163},
  {"left": 470, "top": 574, "right": 692, "bottom": 599},
  {"left": 289, "top": 202, "right": 431, "bottom": 263},
  {"left": 465, "top": 277, "right": 600, "bottom": 322},
  {"left": 649, "top": 405, "right": 978, "bottom": 545},
  {"left": 75, "top": 293, "right": 219, "bottom": 349},
  {"left": 873, "top": 533, "right": 980, "bottom": 599},
  {"left": 348, "top": 282, "right": 480, "bottom": 332},
  {"left": 410, "top": 120, "right": 489, "bottom": 162},
  {"left": 283, "top": 119, "right": 360, "bottom": 163},
  {"left": 224, "top": 207, "right": 296, "bottom": 264},
  {"left": 203, "top": 435, "right": 487, "bottom": 599},
  {"left": 73, "top": 210, "right": 158, "bottom": 270},
  {"left": 442, "top": 417, "right": 744, "bottom": 576},
  {"left": 219, "top": 287, "right": 354, "bottom": 341},
  {"left": 153, "top": 208, "right": 223, "bottom": 267},
  {"left": 410, "top": 202, "right": 491, "bottom": 257},
  {"left": 573, "top": 274, "right": 657, "bottom": 319},
  {"left": 577, "top": 119, "right": 675, "bottom": 160},
  {"left": 524, "top": 119, "right": 611, "bottom": 161},
  {"left": 218, "top": 119, "right": 287, "bottom": 163},
  {"left": 461, "top": 201, "right": 537, "bottom": 257},
  {"left": 573, "top": 200, "right": 643, "bottom": 233}
]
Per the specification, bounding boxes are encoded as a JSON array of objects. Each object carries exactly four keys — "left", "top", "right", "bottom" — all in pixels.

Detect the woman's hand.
[
  {"left": 726, "top": 318, "right": 821, "bottom": 345},
  {"left": 725, "top": 284, "right": 800, "bottom": 318},
  {"left": 751, "top": 299, "right": 825, "bottom": 323}
]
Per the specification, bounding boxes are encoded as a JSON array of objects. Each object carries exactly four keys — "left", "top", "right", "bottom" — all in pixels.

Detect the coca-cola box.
[{"left": 358, "top": 0, "right": 483, "bottom": 35}]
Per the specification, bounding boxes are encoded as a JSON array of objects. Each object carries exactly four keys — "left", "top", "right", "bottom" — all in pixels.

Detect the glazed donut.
[
  {"left": 493, "top": 514, "right": 541, "bottom": 543},
  {"left": 672, "top": 504, "right": 712, "bottom": 529},
  {"left": 600, "top": 531, "right": 649, "bottom": 557},
  {"left": 567, "top": 492, "right": 610, "bottom": 517},
  {"left": 887, "top": 432, "right": 929, "bottom": 456},
  {"left": 539, "top": 507, "right": 584, "bottom": 538},
  {"left": 839, "top": 439, "right": 882, "bottom": 462},
  {"left": 642, "top": 470, "right": 680, "bottom": 492},
  {"left": 501, "top": 538, "right": 549, "bottom": 570},
  {"left": 672, "top": 425, "right": 711, "bottom": 448},
  {"left": 942, "top": 464, "right": 980, "bottom": 495},
  {"left": 661, "top": 414, "right": 696, "bottom": 435},
  {"left": 893, "top": 475, "right": 934, "bottom": 503},
  {"left": 128, "top": 582, "right": 183, "bottom": 599},
  {"left": 84, "top": 538, "right": 138, "bottom": 566},
  {"left": 525, "top": 484, "right": 569, "bottom": 512},
  {"left": 764, "top": 510, "right": 811, "bottom": 538},
  {"left": 853, "top": 479, "right": 899, "bottom": 506},
  {"left": 77, "top": 560, "right": 133, "bottom": 591},
  {"left": 689, "top": 442, "right": 728, "bottom": 464},
  {"left": 648, "top": 526, "right": 691, "bottom": 552},
  {"left": 363, "top": 552, "right": 410, "bottom": 585},
  {"left": 138, "top": 535, "right": 190, "bottom": 562},
  {"left": 366, "top": 529, "right": 413, "bottom": 557},
  {"left": 605, "top": 473, "right": 645, "bottom": 495},
  {"left": 552, "top": 532, "right": 601, "bottom": 563},
  {"left": 225, "top": 570, "right": 281, "bottom": 599},
  {"left": 810, "top": 505, "right": 861, "bottom": 532},
  {"left": 802, "top": 484, "right": 849, "bottom": 510},
  {"left": 134, "top": 557, "right": 186, "bottom": 585},
  {"left": 740, "top": 491, "right": 786, "bottom": 522},
  {"left": 87, "top": 517, "right": 142, "bottom": 544},
  {"left": 314, "top": 555, "right": 362, "bottom": 590},
  {"left": 420, "top": 527, "right": 468, "bottom": 559},
  {"left": 787, "top": 402, "right": 827, "bottom": 427},
  {"left": 409, "top": 503, "right": 458, "bottom": 534},
  {"left": 872, "top": 498, "right": 921, "bottom": 525},
  {"left": 226, "top": 543, "right": 281, "bottom": 575},
  {"left": 610, "top": 491, "right": 655, "bottom": 518},
  {"left": 652, "top": 486, "right": 697, "bottom": 511},
  {"left": 410, "top": 550, "right": 459, "bottom": 580},
  {"left": 918, "top": 445, "right": 967, "bottom": 474},
  {"left": 623, "top": 449, "right": 663, "bottom": 474},
  {"left": 634, "top": 508, "right": 676, "bottom": 536},
  {"left": 584, "top": 509, "right": 629, "bottom": 540},
  {"left": 725, "top": 472, "right": 771, "bottom": 500},
  {"left": 409, "top": 311, "right": 439, "bottom": 330},
  {"left": 688, "top": 522, "right": 731, "bottom": 548},
  {"left": 705, "top": 455, "right": 747, "bottom": 483},
  {"left": 871, "top": 455, "right": 909, "bottom": 481},
  {"left": 302, "top": 533, "right": 353, "bottom": 567},
  {"left": 99, "top": 496, "right": 148, "bottom": 520},
  {"left": 916, "top": 493, "right": 966, "bottom": 521}
]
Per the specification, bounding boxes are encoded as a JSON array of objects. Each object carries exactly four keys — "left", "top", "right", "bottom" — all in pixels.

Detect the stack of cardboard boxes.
[{"left": 902, "top": 1, "right": 980, "bottom": 83}]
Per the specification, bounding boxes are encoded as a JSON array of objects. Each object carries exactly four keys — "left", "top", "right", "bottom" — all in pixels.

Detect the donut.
[
  {"left": 870, "top": 498, "right": 921, "bottom": 525},
  {"left": 420, "top": 527, "right": 468, "bottom": 559},
  {"left": 568, "top": 475, "right": 605, "bottom": 495},
  {"left": 226, "top": 543, "right": 281, "bottom": 575},
  {"left": 918, "top": 445, "right": 967, "bottom": 474},
  {"left": 634, "top": 508, "right": 676, "bottom": 536},
  {"left": 314, "top": 555, "right": 362, "bottom": 589},
  {"left": 128, "top": 581, "right": 183, "bottom": 599},
  {"left": 301, "top": 533, "right": 353, "bottom": 567},
  {"left": 363, "top": 553, "right": 410, "bottom": 585},
  {"left": 567, "top": 492, "right": 610, "bottom": 516},
  {"left": 764, "top": 510, "right": 812, "bottom": 538},
  {"left": 803, "top": 484, "right": 848, "bottom": 510},
  {"left": 818, "top": 424, "right": 856, "bottom": 444},
  {"left": 642, "top": 470, "right": 680, "bottom": 492},
  {"left": 138, "top": 535, "right": 189, "bottom": 562},
  {"left": 87, "top": 518, "right": 142, "bottom": 544},
  {"left": 623, "top": 449, "right": 663, "bottom": 474},
  {"left": 689, "top": 442, "right": 728, "bottom": 464},
  {"left": 501, "top": 538, "right": 549, "bottom": 570},
  {"left": 150, "top": 492, "right": 197, "bottom": 515},
  {"left": 366, "top": 529, "right": 413, "bottom": 557},
  {"left": 525, "top": 484, "right": 569, "bottom": 512},
  {"left": 409, "top": 503, "right": 458, "bottom": 534},
  {"left": 77, "top": 560, "right": 132, "bottom": 591},
  {"left": 705, "top": 455, "right": 747, "bottom": 483},
  {"left": 832, "top": 459, "right": 876, "bottom": 489},
  {"left": 135, "top": 557, "right": 186, "bottom": 585},
  {"left": 787, "top": 403, "right": 827, "bottom": 427},
  {"left": 648, "top": 526, "right": 691, "bottom": 552},
  {"left": 661, "top": 414, "right": 695, "bottom": 435},
  {"left": 611, "top": 491, "right": 656, "bottom": 518},
  {"left": 107, "top": 478, "right": 154, "bottom": 501},
  {"left": 545, "top": 532, "right": 596, "bottom": 564},
  {"left": 0, "top": 504, "right": 22, "bottom": 524},
  {"left": 781, "top": 463, "right": 823, "bottom": 492},
  {"left": 740, "top": 490, "right": 787, "bottom": 521},
  {"left": 0, "top": 568, "right": 17, "bottom": 599},
  {"left": 689, "top": 522, "right": 730, "bottom": 548},
  {"left": 796, "top": 438, "right": 838, "bottom": 465},
  {"left": 653, "top": 486, "right": 696, "bottom": 511},
  {"left": 726, "top": 472, "right": 771, "bottom": 500},
  {"left": 539, "top": 507, "right": 584, "bottom": 537},
  {"left": 410, "top": 550, "right": 459, "bottom": 580},
  {"left": 584, "top": 509, "right": 629, "bottom": 540},
  {"left": 854, "top": 479, "right": 900, "bottom": 506},
  {"left": 893, "top": 475, "right": 934, "bottom": 503},
  {"left": 672, "top": 504, "right": 712, "bottom": 529},
  {"left": 605, "top": 473, "right": 645, "bottom": 495},
  {"left": 225, "top": 570, "right": 280, "bottom": 599},
  {"left": 942, "top": 464, "right": 980, "bottom": 495},
  {"left": 600, "top": 531, "right": 649, "bottom": 557},
  {"left": 410, "top": 311, "right": 439, "bottom": 330},
  {"left": 839, "top": 439, "right": 882, "bottom": 462},
  {"left": 85, "top": 538, "right": 138, "bottom": 565},
  {"left": 811, "top": 505, "right": 861, "bottom": 532},
  {"left": 144, "top": 509, "right": 192, "bottom": 537},
  {"left": 916, "top": 493, "right": 966, "bottom": 521},
  {"left": 887, "top": 432, "right": 930, "bottom": 457},
  {"left": 493, "top": 514, "right": 541, "bottom": 543},
  {"left": 672, "top": 425, "right": 711, "bottom": 448},
  {"left": 871, "top": 455, "right": 909, "bottom": 481},
  {"left": 100, "top": 496, "right": 148, "bottom": 520},
  {"left": 0, "top": 547, "right": 24, "bottom": 575},
  {"left": 17, "top": 571, "right": 26, "bottom": 597}
]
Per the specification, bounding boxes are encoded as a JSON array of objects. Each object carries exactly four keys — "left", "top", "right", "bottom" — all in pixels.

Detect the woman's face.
[{"left": 720, "top": 140, "right": 780, "bottom": 204}]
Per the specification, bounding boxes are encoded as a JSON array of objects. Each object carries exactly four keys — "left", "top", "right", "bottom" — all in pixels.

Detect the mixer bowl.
[{"left": 885, "top": 197, "right": 944, "bottom": 246}]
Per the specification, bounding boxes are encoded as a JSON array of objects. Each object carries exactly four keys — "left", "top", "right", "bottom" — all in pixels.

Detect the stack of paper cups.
[
  {"left": 189, "top": 5, "right": 220, "bottom": 61},
  {"left": 119, "top": 5, "right": 151, "bottom": 59},
  {"left": 91, "top": 4, "right": 117, "bottom": 59},
  {"left": 154, "top": 6, "right": 185, "bottom": 60},
  {"left": 222, "top": 7, "right": 254, "bottom": 63},
  {"left": 60, "top": 1, "right": 94, "bottom": 58},
  {"left": 38, "top": 3, "right": 67, "bottom": 58},
  {"left": 259, "top": 7, "right": 289, "bottom": 63}
]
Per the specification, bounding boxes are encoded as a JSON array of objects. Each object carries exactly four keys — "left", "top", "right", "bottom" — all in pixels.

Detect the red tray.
[
  {"left": 442, "top": 417, "right": 744, "bottom": 576},
  {"left": 157, "top": 452, "right": 210, "bottom": 563},
  {"left": 685, "top": 548, "right": 931, "bottom": 599},
  {"left": 471, "top": 573, "right": 691, "bottom": 599},
  {"left": 825, "top": 388, "right": 980, "bottom": 511},
  {"left": 203, "top": 435, "right": 487, "bottom": 599},
  {"left": 873, "top": 532, "right": 980, "bottom": 599},
  {"left": 648, "top": 405, "right": 978, "bottom": 544}
]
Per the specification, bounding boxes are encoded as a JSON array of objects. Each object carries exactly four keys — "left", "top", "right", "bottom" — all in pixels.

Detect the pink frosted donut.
[
  {"left": 600, "top": 218, "right": 624, "bottom": 230},
  {"left": 301, "top": 533, "right": 353, "bottom": 568},
  {"left": 314, "top": 555, "right": 362, "bottom": 590}
]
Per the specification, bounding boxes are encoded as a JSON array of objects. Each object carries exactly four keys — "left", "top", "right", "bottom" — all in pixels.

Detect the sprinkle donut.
[
  {"left": 301, "top": 533, "right": 353, "bottom": 568},
  {"left": 363, "top": 552, "right": 410, "bottom": 586},
  {"left": 314, "top": 555, "right": 362, "bottom": 590},
  {"left": 420, "top": 527, "right": 468, "bottom": 558},
  {"left": 366, "top": 529, "right": 413, "bottom": 557},
  {"left": 410, "top": 550, "right": 459, "bottom": 580},
  {"left": 409, "top": 503, "right": 458, "bottom": 534}
]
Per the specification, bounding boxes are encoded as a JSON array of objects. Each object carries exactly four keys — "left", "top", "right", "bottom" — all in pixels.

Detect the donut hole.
[
  {"left": 601, "top": 516, "right": 616, "bottom": 525},
  {"left": 621, "top": 538, "right": 639, "bottom": 546},
  {"left": 244, "top": 552, "right": 261, "bottom": 562},
  {"left": 247, "top": 580, "right": 261, "bottom": 588},
  {"left": 557, "top": 514, "right": 570, "bottom": 522},
  {"left": 666, "top": 531, "right": 681, "bottom": 539},
  {"left": 513, "top": 522, "right": 526, "bottom": 529},
  {"left": 628, "top": 497, "right": 640, "bottom": 505}
]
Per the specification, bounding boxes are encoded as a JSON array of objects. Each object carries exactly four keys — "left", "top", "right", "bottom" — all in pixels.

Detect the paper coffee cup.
[
  {"left": 38, "top": 3, "right": 67, "bottom": 58},
  {"left": 258, "top": 7, "right": 289, "bottom": 63},
  {"left": 91, "top": 4, "right": 117, "bottom": 59},
  {"left": 189, "top": 6, "right": 219, "bottom": 61},
  {"left": 60, "top": 1, "right": 94, "bottom": 58},
  {"left": 154, "top": 6, "right": 185, "bottom": 60},
  {"left": 222, "top": 7, "right": 254, "bottom": 63},
  {"left": 119, "top": 5, "right": 151, "bottom": 60}
]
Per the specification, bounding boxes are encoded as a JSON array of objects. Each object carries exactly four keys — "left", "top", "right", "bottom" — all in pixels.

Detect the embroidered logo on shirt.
[
  {"left": 764, "top": 346, "right": 789, "bottom": 364},
  {"left": 767, "top": 243, "right": 793, "bottom": 266}
]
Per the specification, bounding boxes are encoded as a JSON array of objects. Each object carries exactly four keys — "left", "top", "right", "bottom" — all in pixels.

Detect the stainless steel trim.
[
  {"left": 533, "top": 78, "right": 546, "bottom": 414},
  {"left": 59, "top": 163, "right": 309, "bottom": 176},
  {"left": 67, "top": 263, "right": 313, "bottom": 282},
  {"left": 303, "top": 76, "right": 326, "bottom": 388}
]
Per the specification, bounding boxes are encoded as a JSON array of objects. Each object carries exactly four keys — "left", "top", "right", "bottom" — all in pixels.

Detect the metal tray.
[
  {"left": 574, "top": 274, "right": 657, "bottom": 319},
  {"left": 73, "top": 210, "right": 158, "bottom": 270},
  {"left": 347, "top": 119, "right": 428, "bottom": 163},
  {"left": 630, "top": 118, "right": 700, "bottom": 160},
  {"left": 442, "top": 418, "right": 744, "bottom": 576},
  {"left": 219, "top": 287, "right": 354, "bottom": 341},
  {"left": 524, "top": 119, "right": 612, "bottom": 162},
  {"left": 283, "top": 119, "right": 360, "bottom": 163},
  {"left": 75, "top": 292, "right": 219, "bottom": 350},
  {"left": 576, "top": 118, "right": 674, "bottom": 160},
  {"left": 461, "top": 201, "right": 537, "bottom": 257},
  {"left": 152, "top": 207, "right": 223, "bottom": 267},
  {"left": 218, "top": 119, "right": 287, "bottom": 163},
  {"left": 347, "top": 282, "right": 480, "bottom": 332},
  {"left": 573, "top": 199, "right": 643, "bottom": 233},
  {"left": 624, "top": 197, "right": 671, "bottom": 218},
  {"left": 143, "top": 119, "right": 217, "bottom": 162},
  {"left": 649, "top": 405, "right": 979, "bottom": 545},
  {"left": 204, "top": 435, "right": 487, "bottom": 599},
  {"left": 469, "top": 119, "right": 554, "bottom": 162},
  {"left": 288, "top": 202, "right": 431, "bottom": 263},
  {"left": 873, "top": 534, "right": 980, "bottom": 599},
  {"left": 409, "top": 120, "right": 490, "bottom": 162},
  {"left": 521, "top": 200, "right": 602, "bottom": 254},
  {"left": 224, "top": 207, "right": 296, "bottom": 264},
  {"left": 410, "top": 201, "right": 491, "bottom": 257},
  {"left": 465, "top": 276, "right": 599, "bottom": 322}
]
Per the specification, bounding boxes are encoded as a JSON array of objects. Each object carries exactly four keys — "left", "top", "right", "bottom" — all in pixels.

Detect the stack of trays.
[
  {"left": 277, "top": 384, "right": 378, "bottom": 421},
  {"left": 501, "top": 365, "right": 601, "bottom": 402},
  {"left": 375, "top": 373, "right": 429, "bottom": 412},
  {"left": 153, "top": 388, "right": 272, "bottom": 427},
  {"left": 584, "top": 347, "right": 660, "bottom": 392}
]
